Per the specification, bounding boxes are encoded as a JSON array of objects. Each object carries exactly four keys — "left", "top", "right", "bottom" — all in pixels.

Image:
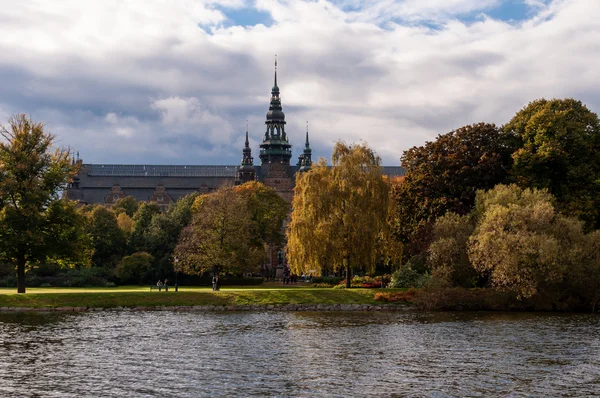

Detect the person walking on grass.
[
  {"left": 164, "top": 279, "right": 169, "bottom": 292},
  {"left": 157, "top": 280, "right": 163, "bottom": 292}
]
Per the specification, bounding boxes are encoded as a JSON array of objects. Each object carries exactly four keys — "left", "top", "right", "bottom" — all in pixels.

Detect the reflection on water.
[{"left": 1, "top": 311, "right": 599, "bottom": 397}]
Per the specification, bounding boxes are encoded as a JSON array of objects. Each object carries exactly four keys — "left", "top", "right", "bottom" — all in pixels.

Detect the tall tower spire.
[{"left": 260, "top": 57, "right": 292, "bottom": 166}]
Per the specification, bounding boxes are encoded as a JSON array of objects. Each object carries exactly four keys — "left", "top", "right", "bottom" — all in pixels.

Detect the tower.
[
  {"left": 298, "top": 122, "right": 313, "bottom": 173},
  {"left": 237, "top": 121, "right": 256, "bottom": 184},
  {"left": 259, "top": 57, "right": 292, "bottom": 167},
  {"left": 259, "top": 57, "right": 295, "bottom": 202}
]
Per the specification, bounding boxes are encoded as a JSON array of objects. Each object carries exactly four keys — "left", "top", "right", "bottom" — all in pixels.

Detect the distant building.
[{"left": 65, "top": 61, "right": 404, "bottom": 209}]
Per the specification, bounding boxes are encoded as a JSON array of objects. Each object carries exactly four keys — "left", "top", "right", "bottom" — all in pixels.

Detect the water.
[{"left": 1, "top": 311, "right": 599, "bottom": 397}]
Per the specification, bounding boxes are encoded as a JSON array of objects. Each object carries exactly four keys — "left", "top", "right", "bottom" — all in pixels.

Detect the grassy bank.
[{"left": 0, "top": 285, "right": 396, "bottom": 308}]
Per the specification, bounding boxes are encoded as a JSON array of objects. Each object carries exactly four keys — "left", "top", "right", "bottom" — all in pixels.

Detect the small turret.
[
  {"left": 298, "top": 122, "right": 313, "bottom": 173},
  {"left": 237, "top": 121, "right": 256, "bottom": 184}
]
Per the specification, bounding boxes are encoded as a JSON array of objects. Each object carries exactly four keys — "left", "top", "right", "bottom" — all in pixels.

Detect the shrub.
[
  {"left": 312, "top": 283, "right": 334, "bottom": 288},
  {"left": 388, "top": 267, "right": 430, "bottom": 288},
  {"left": 374, "top": 288, "right": 417, "bottom": 303}
]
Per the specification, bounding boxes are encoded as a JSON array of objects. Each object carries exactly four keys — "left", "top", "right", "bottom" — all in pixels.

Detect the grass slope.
[{"left": 0, "top": 286, "right": 391, "bottom": 308}]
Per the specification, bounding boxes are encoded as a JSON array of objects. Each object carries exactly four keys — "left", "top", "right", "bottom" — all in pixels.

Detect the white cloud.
[{"left": 0, "top": 0, "right": 598, "bottom": 166}]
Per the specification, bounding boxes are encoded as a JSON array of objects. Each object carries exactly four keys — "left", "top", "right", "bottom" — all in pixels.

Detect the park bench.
[{"left": 150, "top": 285, "right": 170, "bottom": 291}]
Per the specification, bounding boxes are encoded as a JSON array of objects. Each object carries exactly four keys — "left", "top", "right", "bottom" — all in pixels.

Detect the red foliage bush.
[{"left": 374, "top": 288, "right": 417, "bottom": 303}]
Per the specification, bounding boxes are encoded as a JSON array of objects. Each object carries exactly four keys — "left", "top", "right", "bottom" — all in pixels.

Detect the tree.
[
  {"left": 506, "top": 98, "right": 600, "bottom": 229},
  {"left": 115, "top": 252, "right": 154, "bottom": 284},
  {"left": 468, "top": 184, "right": 574, "bottom": 299},
  {"left": 0, "top": 114, "right": 88, "bottom": 293},
  {"left": 233, "top": 181, "right": 289, "bottom": 248},
  {"left": 174, "top": 187, "right": 254, "bottom": 276},
  {"left": 112, "top": 196, "right": 139, "bottom": 217},
  {"left": 287, "top": 142, "right": 390, "bottom": 287},
  {"left": 117, "top": 212, "right": 134, "bottom": 234},
  {"left": 392, "top": 123, "right": 515, "bottom": 248},
  {"left": 145, "top": 193, "right": 198, "bottom": 279},
  {"left": 86, "top": 206, "right": 127, "bottom": 267},
  {"left": 129, "top": 202, "right": 162, "bottom": 252},
  {"left": 428, "top": 212, "right": 476, "bottom": 288}
]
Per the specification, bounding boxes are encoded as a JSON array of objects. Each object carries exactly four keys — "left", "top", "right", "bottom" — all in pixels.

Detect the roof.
[{"left": 86, "top": 164, "right": 239, "bottom": 177}]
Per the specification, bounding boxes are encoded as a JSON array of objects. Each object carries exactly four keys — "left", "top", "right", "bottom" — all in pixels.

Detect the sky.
[{"left": 0, "top": 0, "right": 598, "bottom": 166}]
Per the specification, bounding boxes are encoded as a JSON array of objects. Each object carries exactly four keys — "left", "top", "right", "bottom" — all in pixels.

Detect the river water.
[{"left": 0, "top": 311, "right": 599, "bottom": 397}]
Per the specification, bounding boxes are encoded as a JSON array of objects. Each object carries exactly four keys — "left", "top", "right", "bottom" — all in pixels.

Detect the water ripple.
[{"left": 1, "top": 311, "right": 599, "bottom": 397}]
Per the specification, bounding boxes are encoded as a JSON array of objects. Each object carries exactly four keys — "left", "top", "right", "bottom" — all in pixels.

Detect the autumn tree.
[
  {"left": 287, "top": 142, "right": 390, "bottom": 288},
  {"left": 428, "top": 212, "right": 476, "bottom": 288},
  {"left": 468, "top": 184, "right": 580, "bottom": 299},
  {"left": 0, "top": 114, "right": 89, "bottom": 293},
  {"left": 392, "top": 123, "right": 515, "bottom": 252},
  {"left": 174, "top": 187, "right": 256, "bottom": 276},
  {"left": 506, "top": 98, "right": 600, "bottom": 229}
]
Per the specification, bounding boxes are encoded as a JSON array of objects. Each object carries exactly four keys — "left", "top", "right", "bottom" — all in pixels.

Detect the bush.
[
  {"left": 312, "top": 283, "right": 334, "bottom": 288},
  {"left": 312, "top": 276, "right": 344, "bottom": 285},
  {"left": 388, "top": 267, "right": 430, "bottom": 288},
  {"left": 374, "top": 288, "right": 417, "bottom": 303},
  {"left": 412, "top": 287, "right": 526, "bottom": 311}
]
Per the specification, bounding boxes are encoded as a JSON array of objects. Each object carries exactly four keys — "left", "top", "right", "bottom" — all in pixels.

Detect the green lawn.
[{"left": 0, "top": 285, "right": 394, "bottom": 308}]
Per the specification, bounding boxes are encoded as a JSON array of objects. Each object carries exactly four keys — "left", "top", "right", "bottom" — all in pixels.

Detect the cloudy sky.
[{"left": 0, "top": 0, "right": 598, "bottom": 166}]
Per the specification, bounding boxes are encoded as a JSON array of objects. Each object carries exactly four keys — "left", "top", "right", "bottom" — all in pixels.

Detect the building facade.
[{"left": 65, "top": 63, "right": 404, "bottom": 208}]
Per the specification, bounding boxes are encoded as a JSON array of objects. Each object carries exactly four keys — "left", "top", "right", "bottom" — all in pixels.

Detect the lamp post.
[{"left": 174, "top": 256, "right": 179, "bottom": 292}]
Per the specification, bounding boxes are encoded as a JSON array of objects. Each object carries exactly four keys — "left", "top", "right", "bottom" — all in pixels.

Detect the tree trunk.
[
  {"left": 345, "top": 257, "right": 351, "bottom": 288},
  {"left": 17, "top": 254, "right": 26, "bottom": 294}
]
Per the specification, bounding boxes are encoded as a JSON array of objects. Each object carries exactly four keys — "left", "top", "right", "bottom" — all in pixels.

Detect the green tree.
[
  {"left": 287, "top": 142, "right": 390, "bottom": 287},
  {"left": 115, "top": 251, "right": 154, "bottom": 284},
  {"left": 86, "top": 206, "right": 127, "bottom": 267},
  {"left": 129, "top": 202, "right": 162, "bottom": 252},
  {"left": 392, "top": 123, "right": 515, "bottom": 251},
  {"left": 506, "top": 98, "right": 600, "bottom": 228},
  {"left": 174, "top": 187, "right": 254, "bottom": 276},
  {"left": 145, "top": 193, "right": 198, "bottom": 279},
  {"left": 112, "top": 196, "right": 139, "bottom": 217},
  {"left": 234, "top": 181, "right": 290, "bottom": 248},
  {"left": 0, "top": 114, "right": 89, "bottom": 293}
]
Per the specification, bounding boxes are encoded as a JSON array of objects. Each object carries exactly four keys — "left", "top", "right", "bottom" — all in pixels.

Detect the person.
[
  {"left": 164, "top": 278, "right": 169, "bottom": 292},
  {"left": 157, "top": 280, "right": 163, "bottom": 292},
  {"left": 212, "top": 275, "right": 220, "bottom": 291}
]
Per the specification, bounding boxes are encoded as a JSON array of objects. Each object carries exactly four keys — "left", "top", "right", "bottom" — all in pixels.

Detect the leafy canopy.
[{"left": 286, "top": 141, "right": 390, "bottom": 287}]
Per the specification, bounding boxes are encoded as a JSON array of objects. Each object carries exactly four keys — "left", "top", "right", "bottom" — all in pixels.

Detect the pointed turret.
[
  {"left": 237, "top": 121, "right": 256, "bottom": 184},
  {"left": 298, "top": 122, "right": 313, "bottom": 172},
  {"left": 259, "top": 57, "right": 292, "bottom": 166}
]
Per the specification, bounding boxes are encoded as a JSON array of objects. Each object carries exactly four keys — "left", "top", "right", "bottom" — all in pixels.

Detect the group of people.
[
  {"left": 212, "top": 275, "right": 220, "bottom": 291},
  {"left": 156, "top": 279, "right": 169, "bottom": 291},
  {"left": 283, "top": 273, "right": 298, "bottom": 285}
]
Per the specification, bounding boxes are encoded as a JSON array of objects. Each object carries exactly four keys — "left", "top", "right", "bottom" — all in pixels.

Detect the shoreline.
[{"left": 0, "top": 303, "right": 410, "bottom": 313}]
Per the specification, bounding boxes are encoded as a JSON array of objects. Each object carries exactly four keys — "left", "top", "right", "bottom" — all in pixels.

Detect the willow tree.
[
  {"left": 0, "top": 114, "right": 88, "bottom": 293},
  {"left": 287, "top": 142, "right": 390, "bottom": 287}
]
